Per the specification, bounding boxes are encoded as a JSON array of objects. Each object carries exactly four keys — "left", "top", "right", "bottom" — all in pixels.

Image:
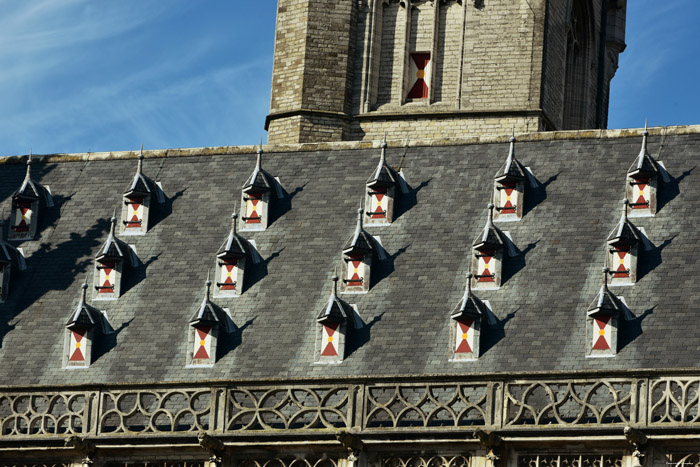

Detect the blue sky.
[{"left": 0, "top": 1, "right": 697, "bottom": 157}]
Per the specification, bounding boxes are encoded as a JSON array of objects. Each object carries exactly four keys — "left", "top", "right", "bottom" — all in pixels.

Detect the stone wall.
[{"left": 267, "top": 0, "right": 624, "bottom": 144}]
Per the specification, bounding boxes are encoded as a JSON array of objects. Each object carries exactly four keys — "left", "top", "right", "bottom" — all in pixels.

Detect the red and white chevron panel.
[
  {"left": 592, "top": 316, "right": 611, "bottom": 351},
  {"left": 220, "top": 260, "right": 238, "bottom": 291},
  {"left": 193, "top": 327, "right": 212, "bottom": 361},
  {"left": 346, "top": 256, "right": 364, "bottom": 287},
  {"left": 98, "top": 262, "right": 115, "bottom": 294},
  {"left": 13, "top": 201, "right": 33, "bottom": 233},
  {"left": 407, "top": 53, "right": 431, "bottom": 99},
  {"left": 369, "top": 188, "right": 388, "bottom": 219},
  {"left": 246, "top": 194, "right": 263, "bottom": 224},
  {"left": 69, "top": 329, "right": 87, "bottom": 362},
  {"left": 455, "top": 320, "right": 474, "bottom": 355},
  {"left": 125, "top": 198, "right": 144, "bottom": 229},
  {"left": 321, "top": 323, "right": 339, "bottom": 357},
  {"left": 477, "top": 252, "right": 495, "bottom": 283}
]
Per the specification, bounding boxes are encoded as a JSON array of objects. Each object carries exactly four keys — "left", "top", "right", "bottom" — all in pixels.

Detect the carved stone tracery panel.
[
  {"left": 0, "top": 391, "right": 89, "bottom": 437},
  {"left": 98, "top": 389, "right": 212, "bottom": 434},
  {"left": 365, "top": 383, "right": 490, "bottom": 428},
  {"left": 517, "top": 455, "right": 622, "bottom": 467},
  {"left": 226, "top": 386, "right": 351, "bottom": 431},
  {"left": 505, "top": 380, "right": 633, "bottom": 427},
  {"left": 383, "top": 455, "right": 470, "bottom": 467}
]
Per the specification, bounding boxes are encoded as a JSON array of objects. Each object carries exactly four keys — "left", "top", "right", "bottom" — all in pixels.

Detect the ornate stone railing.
[{"left": 2, "top": 373, "right": 700, "bottom": 440}]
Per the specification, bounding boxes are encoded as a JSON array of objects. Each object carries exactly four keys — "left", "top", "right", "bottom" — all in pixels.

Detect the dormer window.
[
  {"left": 450, "top": 273, "right": 488, "bottom": 361},
  {"left": 626, "top": 126, "right": 661, "bottom": 217},
  {"left": 316, "top": 275, "right": 354, "bottom": 364},
  {"left": 606, "top": 200, "right": 643, "bottom": 286},
  {"left": 121, "top": 148, "right": 162, "bottom": 235},
  {"left": 341, "top": 209, "right": 377, "bottom": 294},
  {"left": 94, "top": 212, "right": 135, "bottom": 299},
  {"left": 188, "top": 275, "right": 234, "bottom": 367},
  {"left": 365, "top": 140, "right": 401, "bottom": 225},
  {"left": 241, "top": 147, "right": 280, "bottom": 231},
  {"left": 215, "top": 213, "right": 249, "bottom": 297},
  {"left": 586, "top": 268, "right": 625, "bottom": 358},
  {"left": 0, "top": 236, "right": 24, "bottom": 303},
  {"left": 64, "top": 281, "right": 108, "bottom": 369},
  {"left": 493, "top": 136, "right": 527, "bottom": 221},
  {"left": 472, "top": 204, "right": 507, "bottom": 290},
  {"left": 9, "top": 156, "right": 53, "bottom": 241}
]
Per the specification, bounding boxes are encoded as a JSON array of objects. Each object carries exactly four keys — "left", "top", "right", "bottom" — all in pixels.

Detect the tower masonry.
[{"left": 266, "top": 0, "right": 627, "bottom": 144}]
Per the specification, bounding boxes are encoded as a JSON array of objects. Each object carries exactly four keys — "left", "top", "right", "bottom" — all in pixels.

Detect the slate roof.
[{"left": 0, "top": 129, "right": 699, "bottom": 385}]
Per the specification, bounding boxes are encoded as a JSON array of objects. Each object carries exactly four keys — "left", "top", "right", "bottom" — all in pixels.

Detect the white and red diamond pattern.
[
  {"left": 98, "top": 262, "right": 115, "bottom": 294},
  {"left": 13, "top": 202, "right": 32, "bottom": 233},
  {"left": 347, "top": 256, "right": 364, "bottom": 287},
  {"left": 499, "top": 183, "right": 517, "bottom": 214},
  {"left": 592, "top": 316, "right": 611, "bottom": 351},
  {"left": 612, "top": 246, "right": 631, "bottom": 278},
  {"left": 220, "top": 260, "right": 238, "bottom": 291},
  {"left": 69, "top": 329, "right": 87, "bottom": 362},
  {"left": 193, "top": 327, "right": 212, "bottom": 361},
  {"left": 455, "top": 320, "right": 474, "bottom": 355},
  {"left": 321, "top": 324, "right": 339, "bottom": 357},
  {"left": 246, "top": 194, "right": 262, "bottom": 224},
  {"left": 477, "top": 251, "right": 495, "bottom": 283},
  {"left": 126, "top": 198, "right": 144, "bottom": 229},
  {"left": 631, "top": 178, "right": 650, "bottom": 210},
  {"left": 369, "top": 189, "right": 388, "bottom": 219}
]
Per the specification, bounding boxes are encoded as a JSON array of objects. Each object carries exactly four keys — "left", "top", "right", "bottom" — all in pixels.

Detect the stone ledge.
[{"left": 1, "top": 124, "right": 699, "bottom": 165}]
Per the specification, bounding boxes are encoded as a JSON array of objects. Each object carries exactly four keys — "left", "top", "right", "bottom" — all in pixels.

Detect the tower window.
[{"left": 407, "top": 53, "right": 431, "bottom": 99}]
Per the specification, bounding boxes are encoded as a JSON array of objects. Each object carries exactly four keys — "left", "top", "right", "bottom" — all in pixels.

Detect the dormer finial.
[
  {"left": 205, "top": 271, "right": 212, "bottom": 300},
  {"left": 231, "top": 212, "right": 238, "bottom": 234},
  {"left": 602, "top": 267, "right": 610, "bottom": 288},
  {"left": 357, "top": 207, "right": 364, "bottom": 229},
  {"left": 487, "top": 203, "right": 495, "bottom": 226},
  {"left": 510, "top": 127, "right": 516, "bottom": 143},
  {"left": 622, "top": 198, "right": 629, "bottom": 221},
  {"left": 25, "top": 150, "right": 33, "bottom": 178},
  {"left": 332, "top": 270, "right": 339, "bottom": 297},
  {"left": 644, "top": 119, "right": 649, "bottom": 136},
  {"left": 466, "top": 271, "right": 473, "bottom": 295},
  {"left": 137, "top": 144, "right": 144, "bottom": 174},
  {"left": 81, "top": 276, "right": 88, "bottom": 302},
  {"left": 256, "top": 146, "right": 263, "bottom": 170},
  {"left": 110, "top": 208, "right": 117, "bottom": 236}
]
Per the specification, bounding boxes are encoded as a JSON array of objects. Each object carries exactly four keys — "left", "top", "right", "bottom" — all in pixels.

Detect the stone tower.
[{"left": 266, "top": 0, "right": 627, "bottom": 144}]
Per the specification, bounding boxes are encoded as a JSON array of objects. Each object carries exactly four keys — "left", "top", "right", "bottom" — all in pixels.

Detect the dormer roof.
[
  {"left": 473, "top": 204, "right": 507, "bottom": 251},
  {"left": 494, "top": 136, "right": 527, "bottom": 183},
  {"left": 0, "top": 218, "right": 22, "bottom": 267},
  {"left": 343, "top": 208, "right": 376, "bottom": 256},
  {"left": 627, "top": 124, "right": 660, "bottom": 179},
  {"left": 13, "top": 156, "right": 50, "bottom": 203},
  {"left": 217, "top": 213, "right": 248, "bottom": 260},
  {"left": 607, "top": 199, "right": 643, "bottom": 246},
  {"left": 366, "top": 140, "right": 399, "bottom": 189},
  {"left": 317, "top": 275, "right": 353, "bottom": 326},
  {"left": 451, "top": 273, "right": 488, "bottom": 322},
  {"left": 66, "top": 282, "right": 105, "bottom": 332},
  {"left": 242, "top": 148, "right": 276, "bottom": 195},
  {"left": 124, "top": 148, "right": 158, "bottom": 198},
  {"left": 587, "top": 268, "right": 625, "bottom": 317},
  {"left": 96, "top": 213, "right": 131, "bottom": 263},
  {"left": 190, "top": 275, "right": 230, "bottom": 330}
]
